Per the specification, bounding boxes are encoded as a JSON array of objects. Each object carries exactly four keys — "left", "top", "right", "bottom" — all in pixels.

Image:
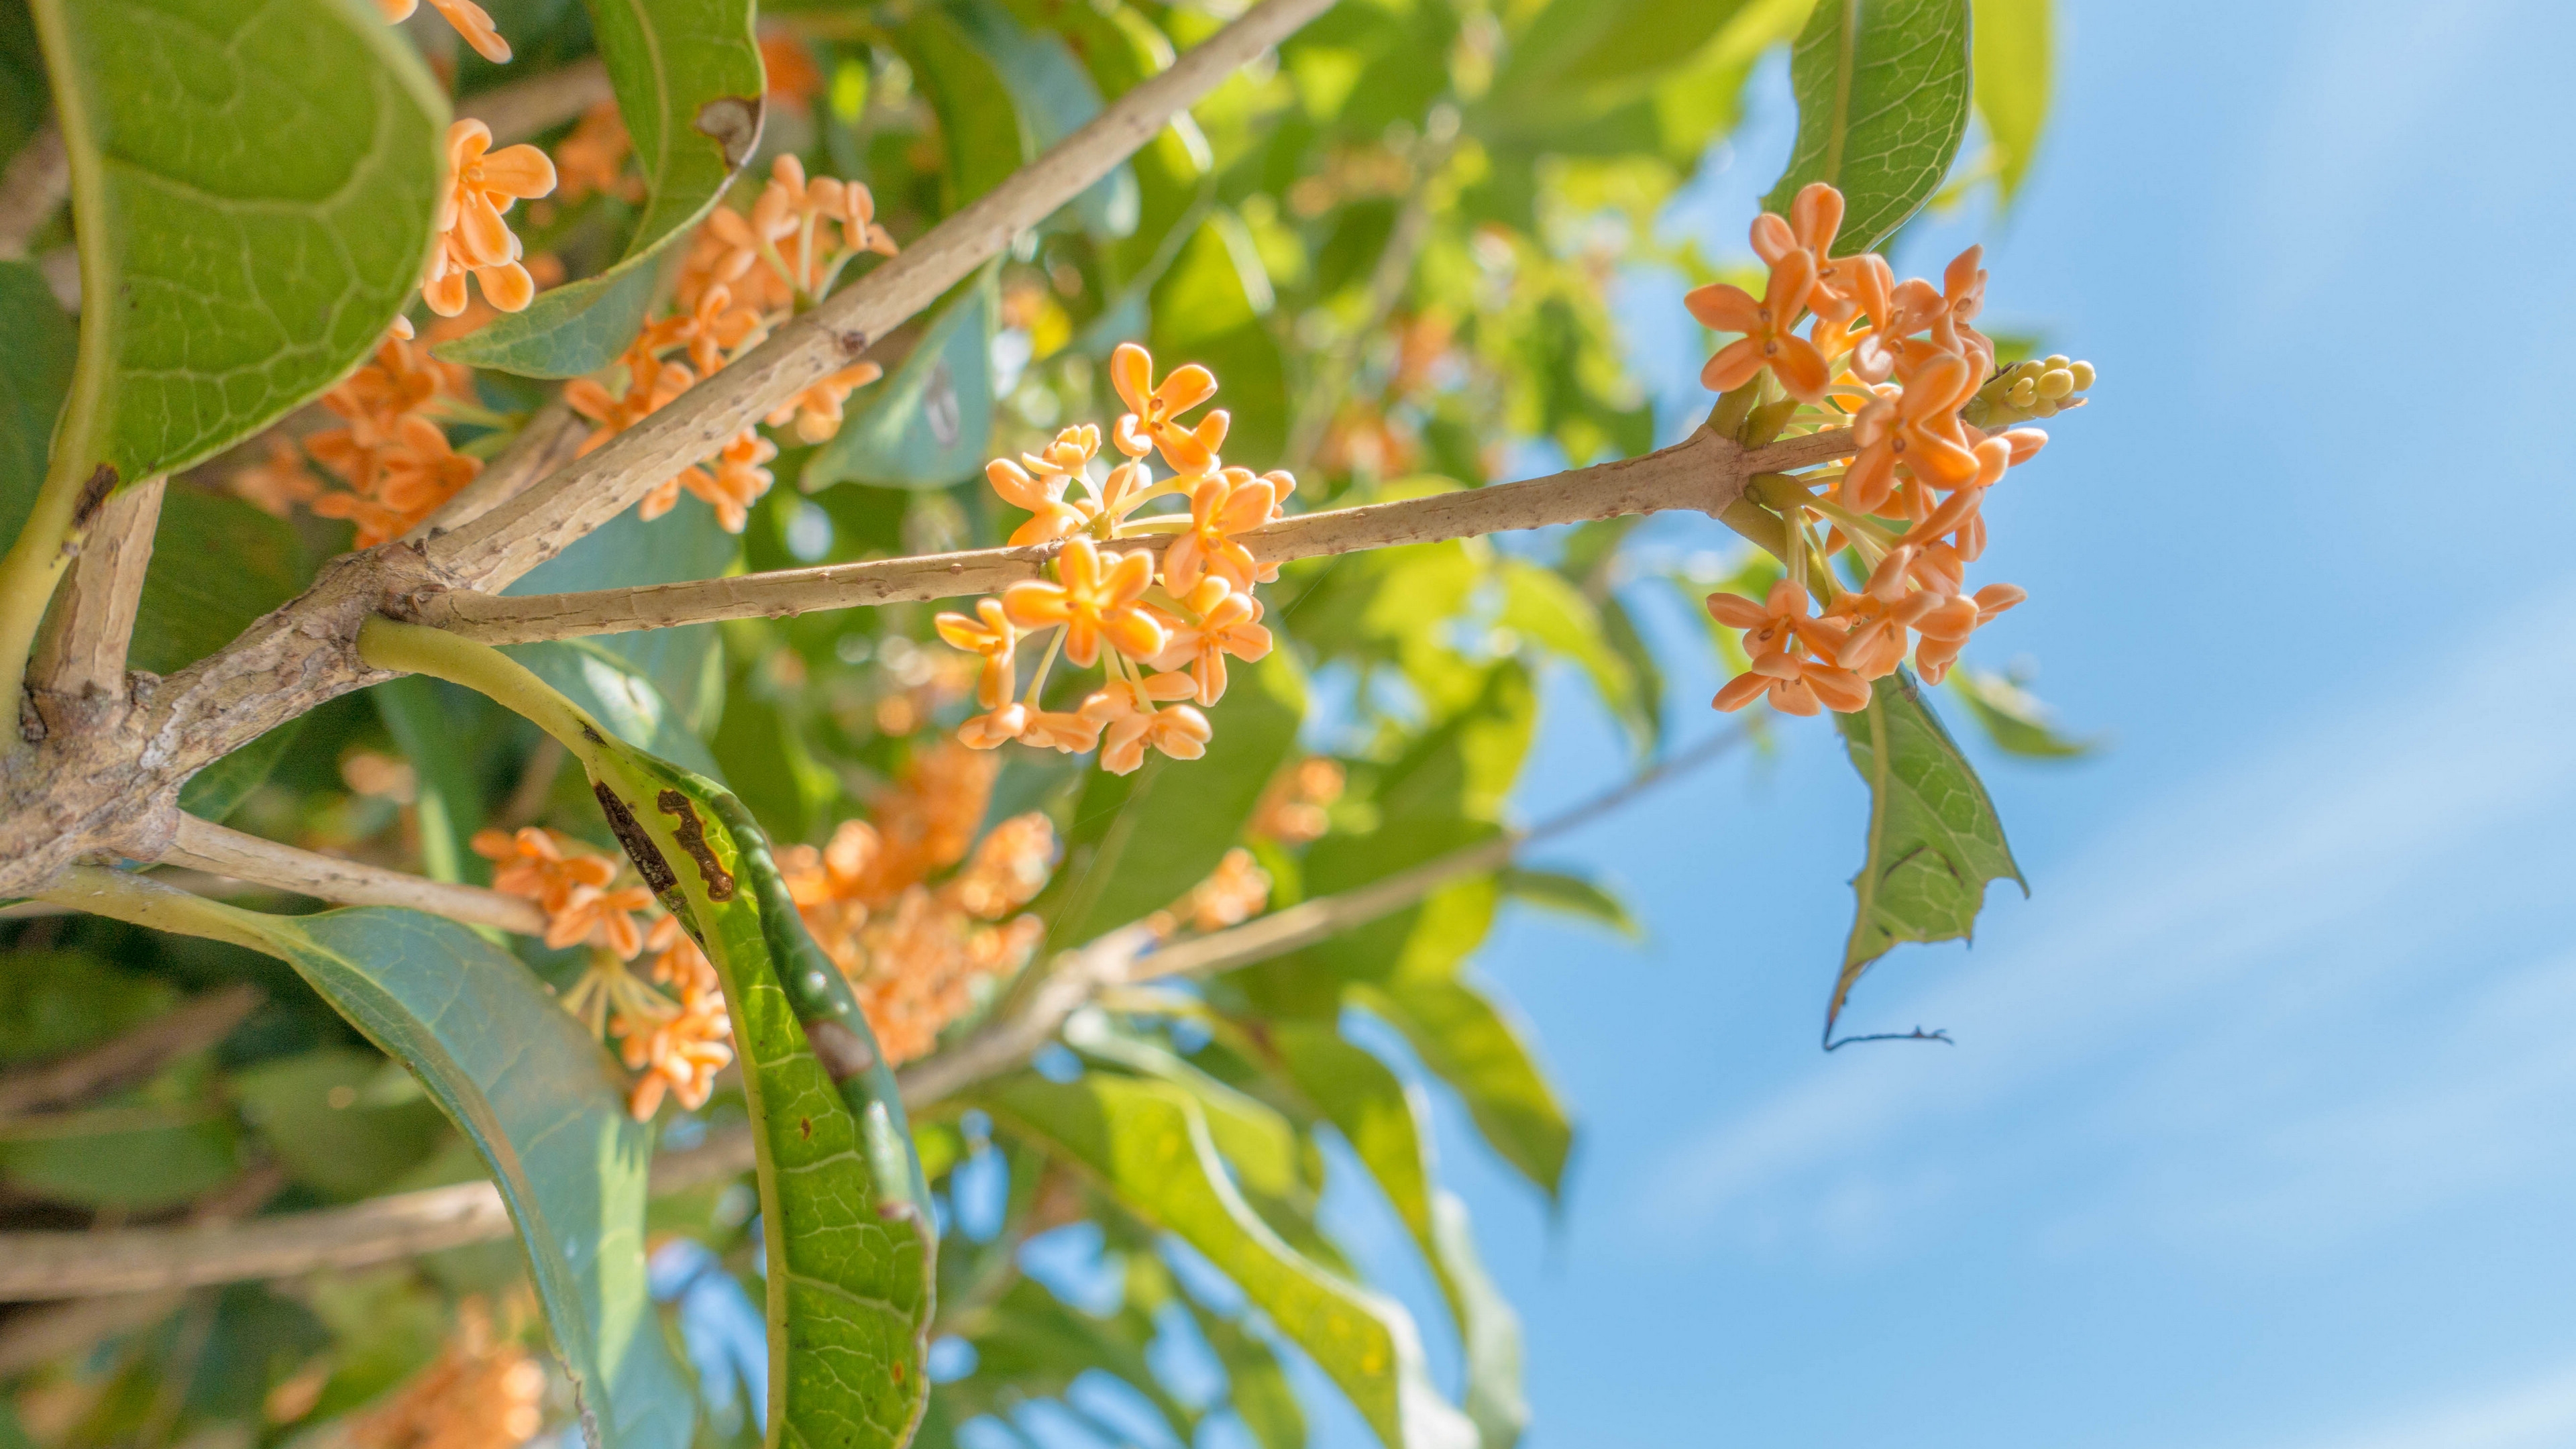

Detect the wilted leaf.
[
  {"left": 977, "top": 1072, "right": 1477, "bottom": 1449},
  {"left": 1762, "top": 0, "right": 1976, "bottom": 252},
  {"left": 1830, "top": 669, "right": 2025, "bottom": 1036},
  {"left": 28, "top": 0, "right": 442, "bottom": 484},
  {"left": 436, "top": 0, "right": 764, "bottom": 376}
]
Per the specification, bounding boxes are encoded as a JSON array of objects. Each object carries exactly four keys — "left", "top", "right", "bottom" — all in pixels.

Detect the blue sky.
[{"left": 1273, "top": 0, "right": 2576, "bottom": 1446}]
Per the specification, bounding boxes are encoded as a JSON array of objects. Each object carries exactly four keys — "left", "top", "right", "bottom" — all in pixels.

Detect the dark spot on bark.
[
  {"left": 594, "top": 782, "right": 678, "bottom": 894},
  {"left": 655, "top": 789, "right": 735, "bottom": 901},
  {"left": 694, "top": 95, "right": 764, "bottom": 169},
  {"left": 70, "top": 466, "right": 116, "bottom": 531},
  {"left": 808, "top": 1019, "right": 878, "bottom": 1083},
  {"left": 834, "top": 329, "right": 869, "bottom": 359}
]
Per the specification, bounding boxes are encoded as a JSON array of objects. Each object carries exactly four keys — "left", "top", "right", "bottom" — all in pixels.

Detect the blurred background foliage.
[{"left": 0, "top": 0, "right": 2074, "bottom": 1445}]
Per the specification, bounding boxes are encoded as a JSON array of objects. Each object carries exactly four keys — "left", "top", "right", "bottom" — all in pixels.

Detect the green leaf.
[
  {"left": 0, "top": 260, "right": 73, "bottom": 550},
  {"left": 1183, "top": 1303, "right": 1305, "bottom": 1449},
  {"left": 1762, "top": 0, "right": 1976, "bottom": 252},
  {"left": 1355, "top": 975, "right": 1572, "bottom": 1201},
  {"left": 1149, "top": 212, "right": 1288, "bottom": 464},
  {"left": 150, "top": 900, "right": 694, "bottom": 1449},
  {"left": 435, "top": 0, "right": 765, "bottom": 377},
  {"left": 977, "top": 1072, "right": 1477, "bottom": 1449},
  {"left": 0, "top": 1105, "right": 237, "bottom": 1210},
  {"left": 508, "top": 637, "right": 725, "bottom": 779},
  {"left": 578, "top": 750, "right": 936, "bottom": 1449},
  {"left": 800, "top": 266, "right": 998, "bottom": 492},
  {"left": 373, "top": 677, "right": 490, "bottom": 887},
  {"left": 1830, "top": 669, "right": 2025, "bottom": 1036},
  {"left": 900, "top": 7, "right": 1030, "bottom": 211},
  {"left": 1946, "top": 663, "right": 2099, "bottom": 760},
  {"left": 0, "top": 949, "right": 174, "bottom": 1067},
  {"left": 30, "top": 0, "right": 443, "bottom": 486},
  {"left": 1483, "top": 0, "right": 1760, "bottom": 129},
  {"left": 1263, "top": 1024, "right": 1527, "bottom": 1447},
  {"left": 176, "top": 717, "right": 306, "bottom": 824},
  {"left": 1496, "top": 558, "right": 1642, "bottom": 747},
  {"left": 229, "top": 1046, "right": 446, "bottom": 1201},
  {"left": 947, "top": 0, "right": 1137, "bottom": 237},
  {"left": 950, "top": 1277, "right": 1196, "bottom": 1442},
  {"left": 1498, "top": 865, "right": 1640, "bottom": 938},
  {"left": 131, "top": 486, "right": 309, "bottom": 676},
  {"left": 1971, "top": 0, "right": 2049, "bottom": 203},
  {"left": 1041, "top": 652, "right": 1303, "bottom": 950},
  {"left": 507, "top": 489, "right": 737, "bottom": 737}
]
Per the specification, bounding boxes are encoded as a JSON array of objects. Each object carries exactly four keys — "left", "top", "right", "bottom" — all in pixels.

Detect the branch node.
[{"left": 835, "top": 329, "right": 870, "bottom": 359}]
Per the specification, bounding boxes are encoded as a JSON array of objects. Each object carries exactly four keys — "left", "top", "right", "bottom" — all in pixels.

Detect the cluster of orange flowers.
[
  {"left": 474, "top": 826, "right": 732, "bottom": 1120},
  {"left": 1685, "top": 182, "right": 2092, "bottom": 715},
  {"left": 1250, "top": 757, "right": 1346, "bottom": 845},
  {"left": 234, "top": 323, "right": 484, "bottom": 547},
  {"left": 567, "top": 156, "right": 898, "bottom": 533},
  {"left": 780, "top": 743, "right": 1057, "bottom": 1065},
  {"left": 936, "top": 344, "right": 1290, "bottom": 773},
  {"left": 1148, "top": 847, "right": 1273, "bottom": 938},
  {"left": 347, "top": 1299, "right": 544, "bottom": 1449}
]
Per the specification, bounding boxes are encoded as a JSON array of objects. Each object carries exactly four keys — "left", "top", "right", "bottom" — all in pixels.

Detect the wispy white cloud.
[
  {"left": 1636, "top": 580, "right": 2576, "bottom": 1255},
  {"left": 2269, "top": 1361, "right": 2576, "bottom": 1449}
]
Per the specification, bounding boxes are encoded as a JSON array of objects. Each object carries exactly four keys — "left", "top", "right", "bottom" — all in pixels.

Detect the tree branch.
[
  {"left": 0, "top": 983, "right": 261, "bottom": 1120},
  {"left": 414, "top": 0, "right": 1338, "bottom": 596},
  {"left": 25, "top": 477, "right": 162, "bottom": 733},
  {"left": 0, "top": 731, "right": 1743, "bottom": 1300},
  {"left": 455, "top": 58, "right": 614, "bottom": 144},
  {"left": 415, "top": 426, "right": 1856, "bottom": 644},
  {"left": 0, "top": 123, "right": 66, "bottom": 261},
  {"left": 160, "top": 814, "right": 547, "bottom": 936}
]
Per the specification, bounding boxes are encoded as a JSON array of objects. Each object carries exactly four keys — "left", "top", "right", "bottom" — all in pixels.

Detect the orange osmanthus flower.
[
  {"left": 1099, "top": 700, "right": 1213, "bottom": 775},
  {"left": 1109, "top": 343, "right": 1228, "bottom": 472},
  {"left": 1147, "top": 578, "right": 1273, "bottom": 706},
  {"left": 423, "top": 121, "right": 555, "bottom": 317},
  {"left": 934, "top": 599, "right": 1018, "bottom": 710},
  {"left": 1841, "top": 350, "right": 1982, "bottom": 513},
  {"left": 377, "top": 0, "right": 511, "bottom": 64},
  {"left": 1752, "top": 182, "right": 1864, "bottom": 323},
  {"left": 1000, "top": 536, "right": 1166, "bottom": 668},
  {"left": 1163, "top": 470, "right": 1277, "bottom": 596},
  {"left": 1686, "top": 250, "right": 1829, "bottom": 402}
]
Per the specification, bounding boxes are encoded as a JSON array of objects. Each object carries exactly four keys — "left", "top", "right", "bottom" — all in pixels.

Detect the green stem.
[
  {"left": 356, "top": 616, "right": 604, "bottom": 760},
  {"left": 38, "top": 865, "right": 280, "bottom": 957}
]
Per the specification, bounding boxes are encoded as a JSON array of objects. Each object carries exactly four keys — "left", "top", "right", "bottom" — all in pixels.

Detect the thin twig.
[
  {"left": 0, "top": 984, "right": 262, "bottom": 1120},
  {"left": 416, "top": 427, "right": 1857, "bottom": 644},
  {"left": 456, "top": 58, "right": 614, "bottom": 144},
  {"left": 0, "top": 124, "right": 66, "bottom": 261},
  {"left": 0, "top": 730, "right": 1742, "bottom": 1297},
  {"left": 162, "top": 814, "right": 547, "bottom": 936},
  {"left": 417, "top": 0, "right": 1338, "bottom": 596}
]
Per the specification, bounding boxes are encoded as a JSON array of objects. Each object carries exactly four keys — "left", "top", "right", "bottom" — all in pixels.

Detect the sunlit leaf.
[
  {"left": 949, "top": 0, "right": 1136, "bottom": 236},
  {"left": 1041, "top": 652, "right": 1303, "bottom": 950},
  {"left": 1762, "top": 0, "right": 1976, "bottom": 252},
  {"left": 1972, "top": 0, "right": 2049, "bottom": 203},
  {"left": 436, "top": 0, "right": 764, "bottom": 376},
  {"left": 1497, "top": 558, "right": 1642, "bottom": 747},
  {"left": 1150, "top": 212, "right": 1287, "bottom": 464},
  {"left": 29, "top": 0, "right": 442, "bottom": 486},
  {"left": 1947, "top": 663, "right": 2100, "bottom": 760},
  {"left": 900, "top": 7, "right": 1029, "bottom": 211},
  {"left": 1830, "top": 669, "right": 2025, "bottom": 1036},
  {"left": 1183, "top": 1302, "right": 1305, "bottom": 1449},
  {"left": 977, "top": 1072, "right": 1477, "bottom": 1449},
  {"left": 1356, "top": 974, "right": 1571, "bottom": 1201},
  {"left": 1497, "top": 865, "right": 1641, "bottom": 938}
]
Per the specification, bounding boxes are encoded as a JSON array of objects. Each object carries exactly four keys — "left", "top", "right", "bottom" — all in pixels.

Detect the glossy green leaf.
[
  {"left": 508, "top": 637, "right": 725, "bottom": 779},
  {"left": 1830, "top": 669, "right": 2025, "bottom": 1036},
  {"left": 176, "top": 718, "right": 306, "bottom": 824},
  {"left": 1042, "top": 652, "right": 1303, "bottom": 950},
  {"left": 1064, "top": 1010, "right": 1307, "bottom": 1208},
  {"left": 372, "top": 677, "right": 489, "bottom": 888},
  {"left": 0, "top": 260, "right": 73, "bottom": 549},
  {"left": 29, "top": 0, "right": 443, "bottom": 486},
  {"left": 1497, "top": 559, "right": 1641, "bottom": 746},
  {"left": 949, "top": 0, "right": 1137, "bottom": 237},
  {"left": 589, "top": 767, "right": 932, "bottom": 1449},
  {"left": 1498, "top": 865, "right": 1641, "bottom": 938},
  {"left": 1972, "top": 0, "right": 2049, "bottom": 203},
  {"left": 1357, "top": 974, "right": 1571, "bottom": 1201},
  {"left": 49, "top": 888, "right": 698, "bottom": 1449},
  {"left": 1762, "top": 0, "right": 1976, "bottom": 252},
  {"left": 130, "top": 486, "right": 309, "bottom": 676},
  {"left": 435, "top": 0, "right": 765, "bottom": 377},
  {"left": 977, "top": 1072, "right": 1477, "bottom": 1449},
  {"left": 900, "top": 7, "right": 1030, "bottom": 211},
  {"left": 1947, "top": 664, "right": 2100, "bottom": 760},
  {"left": 1483, "top": 0, "right": 1758, "bottom": 131},
  {"left": 801, "top": 266, "right": 999, "bottom": 492}
]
